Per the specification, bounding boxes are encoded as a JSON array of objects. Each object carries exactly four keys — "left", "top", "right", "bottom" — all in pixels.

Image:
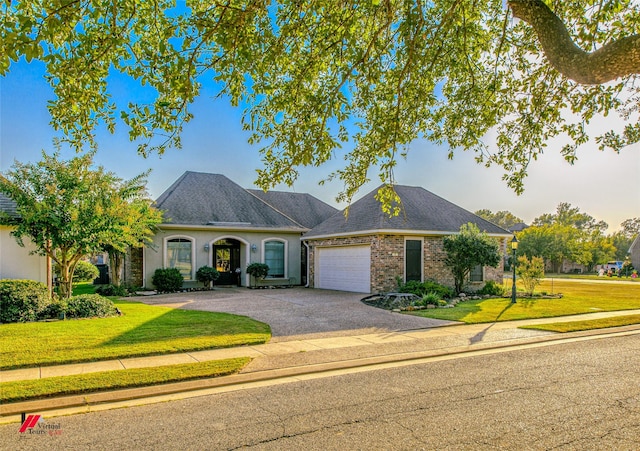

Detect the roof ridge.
[{"left": 245, "top": 189, "right": 307, "bottom": 229}]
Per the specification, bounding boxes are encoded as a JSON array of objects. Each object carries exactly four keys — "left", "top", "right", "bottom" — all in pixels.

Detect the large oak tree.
[{"left": 2, "top": 0, "right": 638, "bottom": 207}]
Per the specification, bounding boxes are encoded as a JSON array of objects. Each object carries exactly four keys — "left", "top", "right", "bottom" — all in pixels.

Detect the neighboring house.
[
  {"left": 0, "top": 192, "right": 49, "bottom": 283},
  {"left": 141, "top": 172, "right": 337, "bottom": 289},
  {"left": 303, "top": 184, "right": 512, "bottom": 294},
  {"left": 630, "top": 235, "right": 640, "bottom": 270}
]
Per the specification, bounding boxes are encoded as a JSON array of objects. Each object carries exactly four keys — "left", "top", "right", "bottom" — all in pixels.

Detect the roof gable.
[{"left": 304, "top": 184, "right": 510, "bottom": 238}]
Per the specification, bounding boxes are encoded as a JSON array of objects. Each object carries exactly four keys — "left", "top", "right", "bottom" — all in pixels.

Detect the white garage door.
[{"left": 316, "top": 245, "right": 371, "bottom": 293}]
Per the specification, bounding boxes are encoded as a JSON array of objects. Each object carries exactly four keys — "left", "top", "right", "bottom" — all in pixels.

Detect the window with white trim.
[
  {"left": 470, "top": 264, "right": 483, "bottom": 282},
  {"left": 166, "top": 237, "right": 193, "bottom": 280},
  {"left": 264, "top": 240, "right": 285, "bottom": 278}
]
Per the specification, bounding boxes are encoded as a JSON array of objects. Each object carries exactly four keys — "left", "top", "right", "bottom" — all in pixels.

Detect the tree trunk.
[
  {"left": 108, "top": 249, "right": 124, "bottom": 286},
  {"left": 508, "top": 0, "right": 640, "bottom": 84}
]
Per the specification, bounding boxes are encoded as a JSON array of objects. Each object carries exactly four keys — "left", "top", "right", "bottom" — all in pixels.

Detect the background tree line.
[{"left": 476, "top": 205, "right": 639, "bottom": 273}]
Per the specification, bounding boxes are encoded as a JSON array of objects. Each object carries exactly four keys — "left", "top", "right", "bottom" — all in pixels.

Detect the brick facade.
[
  {"left": 308, "top": 234, "right": 506, "bottom": 293},
  {"left": 124, "top": 247, "right": 144, "bottom": 288}
]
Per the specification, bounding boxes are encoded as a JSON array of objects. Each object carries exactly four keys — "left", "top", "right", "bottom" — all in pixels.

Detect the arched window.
[
  {"left": 165, "top": 237, "right": 194, "bottom": 280},
  {"left": 263, "top": 239, "right": 286, "bottom": 278}
]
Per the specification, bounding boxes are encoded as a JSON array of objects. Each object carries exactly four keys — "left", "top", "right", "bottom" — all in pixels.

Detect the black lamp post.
[{"left": 511, "top": 234, "right": 519, "bottom": 304}]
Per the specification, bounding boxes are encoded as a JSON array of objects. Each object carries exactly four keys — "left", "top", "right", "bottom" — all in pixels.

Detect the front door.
[{"left": 213, "top": 239, "right": 241, "bottom": 285}]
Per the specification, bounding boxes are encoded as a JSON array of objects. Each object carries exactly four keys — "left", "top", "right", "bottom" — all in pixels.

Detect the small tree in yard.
[
  {"left": 246, "top": 263, "right": 269, "bottom": 288},
  {"left": 443, "top": 223, "right": 501, "bottom": 295},
  {"left": 516, "top": 256, "right": 545, "bottom": 295},
  {"left": 0, "top": 151, "right": 161, "bottom": 299},
  {"left": 196, "top": 266, "right": 220, "bottom": 289}
]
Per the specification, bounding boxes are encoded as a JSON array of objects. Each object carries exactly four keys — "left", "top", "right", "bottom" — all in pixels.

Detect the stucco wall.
[
  {"left": 0, "top": 226, "right": 48, "bottom": 283},
  {"left": 143, "top": 227, "right": 303, "bottom": 289}
]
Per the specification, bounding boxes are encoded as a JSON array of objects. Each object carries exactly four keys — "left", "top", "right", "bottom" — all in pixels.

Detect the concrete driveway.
[{"left": 132, "top": 287, "right": 454, "bottom": 342}]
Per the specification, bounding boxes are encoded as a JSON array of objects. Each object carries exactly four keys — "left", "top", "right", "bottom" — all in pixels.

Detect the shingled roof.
[
  {"left": 247, "top": 190, "right": 338, "bottom": 229},
  {"left": 304, "top": 184, "right": 510, "bottom": 238},
  {"left": 0, "top": 192, "right": 19, "bottom": 219},
  {"left": 155, "top": 172, "right": 335, "bottom": 230}
]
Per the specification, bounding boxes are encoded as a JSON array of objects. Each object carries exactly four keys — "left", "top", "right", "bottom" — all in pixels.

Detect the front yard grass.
[
  {"left": 520, "top": 314, "right": 640, "bottom": 333},
  {"left": 0, "top": 358, "right": 251, "bottom": 403},
  {"left": 410, "top": 279, "right": 640, "bottom": 324},
  {"left": 0, "top": 299, "right": 271, "bottom": 370}
]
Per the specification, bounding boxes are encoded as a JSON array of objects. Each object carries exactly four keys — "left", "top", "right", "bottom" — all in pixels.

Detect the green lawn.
[
  {"left": 521, "top": 314, "right": 640, "bottom": 333},
  {"left": 410, "top": 279, "right": 640, "bottom": 324},
  {"left": 0, "top": 358, "right": 251, "bottom": 403},
  {"left": 0, "top": 298, "right": 271, "bottom": 369}
]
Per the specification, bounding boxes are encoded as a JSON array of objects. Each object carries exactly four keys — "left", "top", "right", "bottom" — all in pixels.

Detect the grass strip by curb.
[
  {"left": 0, "top": 357, "right": 250, "bottom": 404},
  {"left": 520, "top": 314, "right": 640, "bottom": 333}
]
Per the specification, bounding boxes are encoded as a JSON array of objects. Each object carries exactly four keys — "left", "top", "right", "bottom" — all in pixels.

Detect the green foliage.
[
  {"left": 477, "top": 281, "right": 506, "bottom": 296},
  {"left": 54, "top": 260, "right": 99, "bottom": 283},
  {"left": 41, "top": 299, "right": 68, "bottom": 320},
  {"left": 0, "top": 151, "right": 161, "bottom": 299},
  {"left": 95, "top": 284, "right": 128, "bottom": 297},
  {"left": 246, "top": 263, "right": 270, "bottom": 287},
  {"left": 196, "top": 265, "right": 220, "bottom": 288},
  {"left": 474, "top": 210, "right": 523, "bottom": 230},
  {"left": 65, "top": 294, "right": 118, "bottom": 319},
  {"left": 621, "top": 259, "right": 635, "bottom": 277},
  {"left": 151, "top": 268, "right": 184, "bottom": 293},
  {"left": 396, "top": 279, "right": 454, "bottom": 300},
  {"left": 0, "top": 279, "right": 51, "bottom": 323},
  {"left": 2, "top": 1, "right": 638, "bottom": 208},
  {"left": 422, "top": 292, "right": 443, "bottom": 306},
  {"left": 516, "top": 256, "right": 545, "bottom": 295},
  {"left": 443, "top": 223, "right": 501, "bottom": 294}
]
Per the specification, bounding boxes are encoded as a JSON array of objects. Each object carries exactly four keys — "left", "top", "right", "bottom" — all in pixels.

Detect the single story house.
[
  {"left": 141, "top": 172, "right": 338, "bottom": 289},
  {"left": 303, "top": 184, "right": 512, "bottom": 293},
  {"left": 0, "top": 193, "right": 49, "bottom": 283}
]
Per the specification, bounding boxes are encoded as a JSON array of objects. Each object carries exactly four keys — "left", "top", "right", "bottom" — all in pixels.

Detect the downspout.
[{"left": 303, "top": 241, "right": 310, "bottom": 288}]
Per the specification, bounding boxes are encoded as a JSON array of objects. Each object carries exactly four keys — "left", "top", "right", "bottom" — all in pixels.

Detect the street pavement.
[{"left": 3, "top": 305, "right": 640, "bottom": 423}]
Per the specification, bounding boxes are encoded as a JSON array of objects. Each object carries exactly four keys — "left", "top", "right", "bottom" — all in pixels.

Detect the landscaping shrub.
[
  {"left": 246, "top": 263, "right": 269, "bottom": 287},
  {"left": 152, "top": 268, "right": 184, "bottom": 293},
  {"left": 477, "top": 280, "right": 506, "bottom": 296},
  {"left": 95, "top": 284, "right": 128, "bottom": 297},
  {"left": 196, "top": 265, "right": 220, "bottom": 288},
  {"left": 65, "top": 294, "right": 118, "bottom": 318},
  {"left": 422, "top": 291, "right": 442, "bottom": 305},
  {"left": 396, "top": 279, "right": 454, "bottom": 299},
  {"left": 41, "top": 299, "right": 68, "bottom": 319},
  {"left": 0, "top": 279, "right": 51, "bottom": 323},
  {"left": 54, "top": 260, "right": 100, "bottom": 282}
]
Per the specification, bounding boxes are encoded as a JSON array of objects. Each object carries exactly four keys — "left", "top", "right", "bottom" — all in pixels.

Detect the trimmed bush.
[
  {"left": 0, "top": 279, "right": 51, "bottom": 323},
  {"left": 396, "top": 279, "right": 454, "bottom": 300},
  {"left": 196, "top": 265, "right": 220, "bottom": 288},
  {"left": 65, "top": 294, "right": 118, "bottom": 318},
  {"left": 477, "top": 280, "right": 506, "bottom": 296},
  {"left": 54, "top": 260, "right": 100, "bottom": 283},
  {"left": 41, "top": 299, "right": 68, "bottom": 319},
  {"left": 95, "top": 284, "right": 128, "bottom": 297},
  {"left": 152, "top": 268, "right": 184, "bottom": 293}
]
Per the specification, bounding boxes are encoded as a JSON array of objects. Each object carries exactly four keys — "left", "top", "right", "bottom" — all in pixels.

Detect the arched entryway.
[{"left": 213, "top": 238, "right": 241, "bottom": 286}]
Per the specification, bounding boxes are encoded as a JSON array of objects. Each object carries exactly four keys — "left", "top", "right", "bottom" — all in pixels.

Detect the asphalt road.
[{"left": 3, "top": 333, "right": 640, "bottom": 450}]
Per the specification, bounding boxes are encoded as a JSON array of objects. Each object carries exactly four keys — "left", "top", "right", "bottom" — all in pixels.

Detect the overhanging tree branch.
[{"left": 508, "top": 0, "right": 640, "bottom": 84}]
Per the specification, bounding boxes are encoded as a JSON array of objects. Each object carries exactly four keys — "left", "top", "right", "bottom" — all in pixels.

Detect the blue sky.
[{"left": 1, "top": 59, "right": 639, "bottom": 231}]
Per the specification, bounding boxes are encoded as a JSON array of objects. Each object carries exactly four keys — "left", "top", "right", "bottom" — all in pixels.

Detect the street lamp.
[{"left": 511, "top": 234, "right": 519, "bottom": 304}]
